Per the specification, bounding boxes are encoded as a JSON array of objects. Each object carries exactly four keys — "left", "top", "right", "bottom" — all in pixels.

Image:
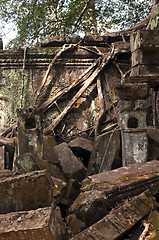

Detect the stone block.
[
  {"left": 0, "top": 170, "right": 53, "bottom": 214},
  {"left": 132, "top": 49, "right": 159, "bottom": 68},
  {"left": 115, "top": 83, "right": 149, "bottom": 100},
  {"left": 70, "top": 191, "right": 158, "bottom": 240},
  {"left": 68, "top": 137, "right": 93, "bottom": 156},
  {"left": 0, "top": 207, "right": 64, "bottom": 240},
  {"left": 121, "top": 129, "right": 147, "bottom": 165},
  {"left": 17, "top": 108, "right": 43, "bottom": 158},
  {"left": 53, "top": 143, "right": 86, "bottom": 181},
  {"left": 69, "top": 161, "right": 159, "bottom": 227},
  {"left": 0, "top": 146, "right": 4, "bottom": 170},
  {"left": 87, "top": 129, "right": 121, "bottom": 176},
  {"left": 130, "top": 30, "right": 159, "bottom": 53},
  {"left": 68, "top": 137, "right": 94, "bottom": 167}
]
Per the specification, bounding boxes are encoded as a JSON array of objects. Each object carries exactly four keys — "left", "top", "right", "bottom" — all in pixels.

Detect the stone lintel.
[
  {"left": 115, "top": 83, "right": 149, "bottom": 100},
  {"left": 129, "top": 75, "right": 159, "bottom": 88}
]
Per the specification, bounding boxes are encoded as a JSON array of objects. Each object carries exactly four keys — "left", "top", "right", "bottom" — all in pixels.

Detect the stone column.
[
  {"left": 116, "top": 83, "right": 149, "bottom": 165},
  {"left": 17, "top": 108, "right": 43, "bottom": 158}
]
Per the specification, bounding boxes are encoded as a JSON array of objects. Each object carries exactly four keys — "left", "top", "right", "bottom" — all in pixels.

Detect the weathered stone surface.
[
  {"left": 17, "top": 108, "right": 43, "bottom": 158},
  {"left": 14, "top": 153, "right": 66, "bottom": 181},
  {"left": 53, "top": 143, "right": 86, "bottom": 181},
  {"left": 87, "top": 130, "right": 121, "bottom": 176},
  {"left": 115, "top": 83, "right": 149, "bottom": 100},
  {"left": 43, "top": 135, "right": 58, "bottom": 164},
  {"left": 69, "top": 160, "right": 159, "bottom": 227},
  {"left": 14, "top": 153, "right": 39, "bottom": 173},
  {"left": 68, "top": 137, "right": 93, "bottom": 159},
  {"left": 70, "top": 191, "right": 158, "bottom": 240},
  {"left": 148, "top": 210, "right": 159, "bottom": 239},
  {"left": 121, "top": 129, "right": 147, "bottom": 165},
  {"left": 0, "top": 170, "right": 54, "bottom": 214},
  {"left": 148, "top": 127, "right": 159, "bottom": 160},
  {"left": 52, "top": 176, "right": 67, "bottom": 200},
  {"left": 35, "top": 155, "right": 66, "bottom": 182},
  {"left": 67, "top": 214, "right": 86, "bottom": 236},
  {"left": 0, "top": 207, "right": 64, "bottom": 240},
  {"left": 131, "top": 30, "right": 159, "bottom": 53}
]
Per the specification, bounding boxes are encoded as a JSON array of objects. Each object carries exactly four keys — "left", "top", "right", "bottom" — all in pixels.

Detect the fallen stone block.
[
  {"left": 70, "top": 191, "right": 158, "bottom": 240},
  {"left": 53, "top": 142, "right": 86, "bottom": 181},
  {"left": 43, "top": 135, "right": 58, "bottom": 164},
  {"left": 87, "top": 129, "right": 121, "bottom": 176},
  {"left": 0, "top": 207, "right": 64, "bottom": 240},
  {"left": 69, "top": 160, "right": 159, "bottom": 227},
  {"left": 0, "top": 170, "right": 54, "bottom": 214},
  {"left": 68, "top": 137, "right": 93, "bottom": 166}
]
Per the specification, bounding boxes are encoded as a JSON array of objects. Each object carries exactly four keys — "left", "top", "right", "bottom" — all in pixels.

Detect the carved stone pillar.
[
  {"left": 116, "top": 83, "right": 149, "bottom": 165},
  {"left": 17, "top": 108, "right": 43, "bottom": 158}
]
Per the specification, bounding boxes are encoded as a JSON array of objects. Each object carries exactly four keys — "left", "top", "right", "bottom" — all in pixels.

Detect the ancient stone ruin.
[{"left": 1, "top": 3, "right": 159, "bottom": 240}]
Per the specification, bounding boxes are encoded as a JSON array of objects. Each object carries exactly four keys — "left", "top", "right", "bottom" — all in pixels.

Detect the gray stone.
[
  {"left": 70, "top": 191, "right": 158, "bottom": 240},
  {"left": 53, "top": 142, "right": 86, "bottom": 181},
  {"left": 68, "top": 160, "right": 159, "bottom": 227},
  {"left": 0, "top": 207, "right": 64, "bottom": 240},
  {"left": 0, "top": 169, "right": 54, "bottom": 214},
  {"left": 87, "top": 129, "right": 121, "bottom": 176}
]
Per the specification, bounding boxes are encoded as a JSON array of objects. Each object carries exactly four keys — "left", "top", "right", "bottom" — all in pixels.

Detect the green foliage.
[{"left": 0, "top": 0, "right": 153, "bottom": 48}]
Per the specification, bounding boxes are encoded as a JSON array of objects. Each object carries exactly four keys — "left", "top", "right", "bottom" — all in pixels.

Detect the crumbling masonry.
[{"left": 0, "top": 3, "right": 159, "bottom": 240}]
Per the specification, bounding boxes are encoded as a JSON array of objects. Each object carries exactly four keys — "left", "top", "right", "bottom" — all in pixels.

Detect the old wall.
[{"left": 0, "top": 36, "right": 131, "bottom": 139}]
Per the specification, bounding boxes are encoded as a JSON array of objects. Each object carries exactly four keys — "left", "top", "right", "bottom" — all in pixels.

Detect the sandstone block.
[
  {"left": 70, "top": 191, "right": 158, "bottom": 240},
  {"left": 69, "top": 160, "right": 159, "bottom": 227},
  {"left": 0, "top": 207, "right": 64, "bottom": 240},
  {"left": 53, "top": 143, "right": 86, "bottom": 181},
  {"left": 0, "top": 170, "right": 53, "bottom": 214}
]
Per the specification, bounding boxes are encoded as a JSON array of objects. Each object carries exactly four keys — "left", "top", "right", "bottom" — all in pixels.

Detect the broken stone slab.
[
  {"left": 0, "top": 169, "right": 54, "bottom": 214},
  {"left": 87, "top": 129, "right": 121, "bottom": 176},
  {"left": 68, "top": 160, "right": 159, "bottom": 227},
  {"left": 130, "top": 30, "right": 159, "bottom": 53},
  {"left": 70, "top": 190, "right": 158, "bottom": 240},
  {"left": 43, "top": 135, "right": 59, "bottom": 164},
  {"left": 53, "top": 142, "right": 86, "bottom": 181},
  {"left": 0, "top": 207, "right": 64, "bottom": 240}
]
